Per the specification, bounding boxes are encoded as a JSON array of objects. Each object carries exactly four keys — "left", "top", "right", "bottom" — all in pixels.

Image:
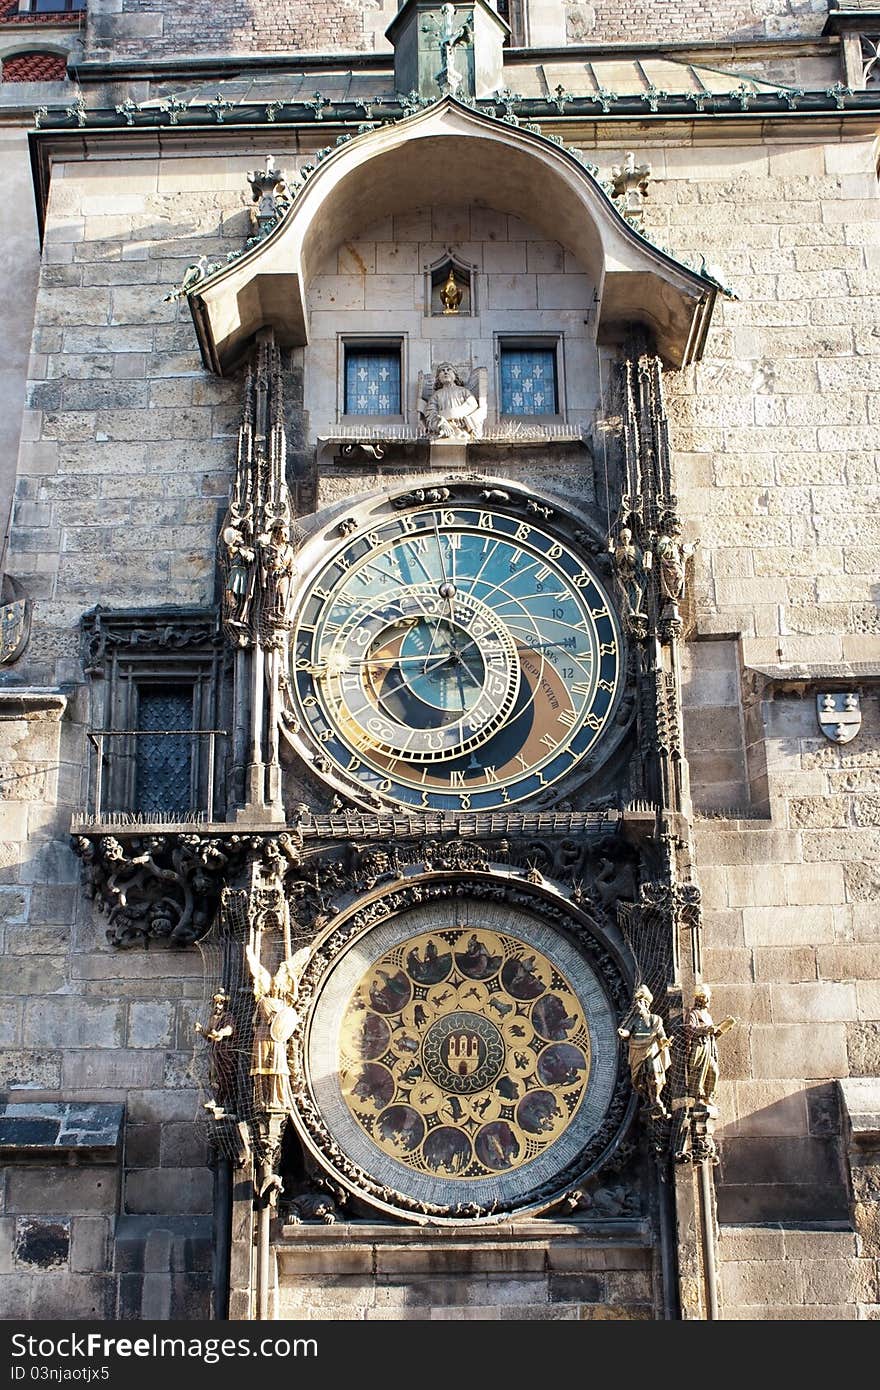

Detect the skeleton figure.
[{"left": 613, "top": 525, "right": 647, "bottom": 621}]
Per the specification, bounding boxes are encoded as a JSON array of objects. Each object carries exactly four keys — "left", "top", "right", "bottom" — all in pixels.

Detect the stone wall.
[
  {"left": 307, "top": 204, "right": 597, "bottom": 440},
  {"left": 85, "top": 0, "right": 399, "bottom": 58},
  {"left": 609, "top": 127, "right": 879, "bottom": 1271},
  {"left": 0, "top": 129, "right": 40, "bottom": 567},
  {"left": 275, "top": 1222, "right": 658, "bottom": 1319},
  {"left": 718, "top": 1226, "right": 877, "bottom": 1318},
  {"left": 563, "top": 0, "right": 829, "bottom": 45},
  {"left": 81, "top": 1, "right": 836, "bottom": 63},
  {"left": 0, "top": 152, "right": 259, "bottom": 1318}
]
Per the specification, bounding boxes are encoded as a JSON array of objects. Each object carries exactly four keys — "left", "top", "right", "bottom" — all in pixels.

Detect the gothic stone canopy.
[{"left": 187, "top": 97, "right": 718, "bottom": 375}]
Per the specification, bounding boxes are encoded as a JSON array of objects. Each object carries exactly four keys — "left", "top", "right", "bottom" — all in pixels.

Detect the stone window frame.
[
  {"left": 338, "top": 333, "right": 408, "bottom": 427},
  {"left": 81, "top": 607, "right": 227, "bottom": 820},
  {"left": 17, "top": 0, "right": 85, "bottom": 12},
  {"left": 497, "top": 0, "right": 525, "bottom": 46},
  {"left": 493, "top": 332, "right": 567, "bottom": 424}
]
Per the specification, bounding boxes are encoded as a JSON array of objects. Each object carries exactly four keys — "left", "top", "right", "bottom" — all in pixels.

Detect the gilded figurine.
[
  {"left": 684, "top": 984, "right": 736, "bottom": 1106},
  {"left": 618, "top": 984, "right": 671, "bottom": 1119},
  {"left": 195, "top": 989, "right": 236, "bottom": 1119},
  {"left": 420, "top": 362, "right": 483, "bottom": 440},
  {"left": 439, "top": 267, "right": 463, "bottom": 315},
  {"left": 246, "top": 945, "right": 303, "bottom": 1113}
]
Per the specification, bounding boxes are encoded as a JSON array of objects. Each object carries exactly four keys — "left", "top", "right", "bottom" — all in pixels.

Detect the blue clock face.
[{"left": 288, "top": 502, "right": 623, "bottom": 812}]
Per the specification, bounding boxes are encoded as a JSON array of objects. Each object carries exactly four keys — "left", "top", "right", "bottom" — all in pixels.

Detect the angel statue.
[
  {"left": 419, "top": 362, "right": 485, "bottom": 441},
  {"left": 246, "top": 942, "right": 309, "bottom": 1113}
]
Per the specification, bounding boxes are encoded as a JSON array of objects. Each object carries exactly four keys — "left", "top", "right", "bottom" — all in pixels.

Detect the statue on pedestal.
[
  {"left": 419, "top": 362, "right": 485, "bottom": 440},
  {"left": 685, "top": 984, "right": 736, "bottom": 1107},
  {"left": 195, "top": 989, "right": 236, "bottom": 1119},
  {"left": 618, "top": 984, "right": 671, "bottom": 1120}
]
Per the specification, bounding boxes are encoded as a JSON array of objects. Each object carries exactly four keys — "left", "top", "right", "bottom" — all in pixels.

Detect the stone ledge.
[
  {"left": 0, "top": 1102, "right": 123, "bottom": 1157},
  {"left": 840, "top": 1077, "right": 880, "bottom": 1150},
  {"left": 0, "top": 688, "right": 67, "bottom": 721},
  {"left": 276, "top": 1219, "right": 651, "bottom": 1277},
  {"left": 749, "top": 662, "right": 880, "bottom": 696}
]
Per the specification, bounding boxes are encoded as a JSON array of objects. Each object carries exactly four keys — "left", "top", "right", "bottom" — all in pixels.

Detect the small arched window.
[{"left": 0, "top": 51, "right": 67, "bottom": 80}]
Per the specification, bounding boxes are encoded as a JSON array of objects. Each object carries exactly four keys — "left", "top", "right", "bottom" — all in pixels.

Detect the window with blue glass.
[
  {"left": 500, "top": 345, "right": 558, "bottom": 416},
  {"left": 344, "top": 345, "right": 402, "bottom": 416}
]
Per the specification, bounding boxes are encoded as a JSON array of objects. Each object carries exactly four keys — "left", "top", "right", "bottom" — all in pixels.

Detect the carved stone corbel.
[{"left": 71, "top": 831, "right": 238, "bottom": 948}]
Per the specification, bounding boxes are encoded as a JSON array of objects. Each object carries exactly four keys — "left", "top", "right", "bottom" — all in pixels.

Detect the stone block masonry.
[
  {"left": 84, "top": 1, "right": 833, "bottom": 59},
  {"left": 565, "top": 0, "right": 829, "bottom": 45},
  {"left": 87, "top": 0, "right": 397, "bottom": 58}
]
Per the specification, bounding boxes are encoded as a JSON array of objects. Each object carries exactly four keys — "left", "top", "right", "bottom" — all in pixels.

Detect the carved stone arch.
[{"left": 188, "top": 97, "right": 718, "bottom": 375}]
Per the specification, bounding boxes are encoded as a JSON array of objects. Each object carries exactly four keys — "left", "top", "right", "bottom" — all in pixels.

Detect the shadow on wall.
[{"left": 716, "top": 1081, "right": 850, "bottom": 1224}]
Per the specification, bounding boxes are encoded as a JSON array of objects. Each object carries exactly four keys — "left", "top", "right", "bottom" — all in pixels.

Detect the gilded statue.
[
  {"left": 246, "top": 945, "right": 303, "bottom": 1113},
  {"left": 439, "top": 268, "right": 463, "bottom": 315},
  {"left": 684, "top": 984, "right": 736, "bottom": 1106},
  {"left": 618, "top": 984, "right": 671, "bottom": 1119}
]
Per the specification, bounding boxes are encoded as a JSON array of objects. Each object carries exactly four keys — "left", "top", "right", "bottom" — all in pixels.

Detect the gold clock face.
[
  {"left": 289, "top": 501, "right": 623, "bottom": 811},
  {"left": 338, "top": 928, "right": 591, "bottom": 1180},
  {"left": 301, "top": 895, "right": 624, "bottom": 1215}
]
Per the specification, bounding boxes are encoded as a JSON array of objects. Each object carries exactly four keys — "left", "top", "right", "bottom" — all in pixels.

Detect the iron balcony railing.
[{"left": 75, "top": 729, "right": 227, "bottom": 827}]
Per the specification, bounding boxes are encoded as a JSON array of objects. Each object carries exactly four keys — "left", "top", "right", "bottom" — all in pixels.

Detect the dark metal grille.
[{"left": 135, "top": 689, "right": 193, "bottom": 816}]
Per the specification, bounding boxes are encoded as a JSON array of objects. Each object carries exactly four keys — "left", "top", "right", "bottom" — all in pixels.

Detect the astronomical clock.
[
  {"left": 278, "top": 481, "right": 639, "bottom": 1221},
  {"left": 283, "top": 490, "right": 628, "bottom": 813}
]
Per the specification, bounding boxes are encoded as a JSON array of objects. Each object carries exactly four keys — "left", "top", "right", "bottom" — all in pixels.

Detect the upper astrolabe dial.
[{"left": 288, "top": 500, "right": 623, "bottom": 812}]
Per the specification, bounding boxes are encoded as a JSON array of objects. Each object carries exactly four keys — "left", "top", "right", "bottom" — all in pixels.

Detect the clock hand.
[
  {"left": 454, "top": 662, "right": 468, "bottom": 712},
  {"left": 421, "top": 612, "right": 451, "bottom": 672},
  {"left": 433, "top": 518, "right": 457, "bottom": 628}
]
